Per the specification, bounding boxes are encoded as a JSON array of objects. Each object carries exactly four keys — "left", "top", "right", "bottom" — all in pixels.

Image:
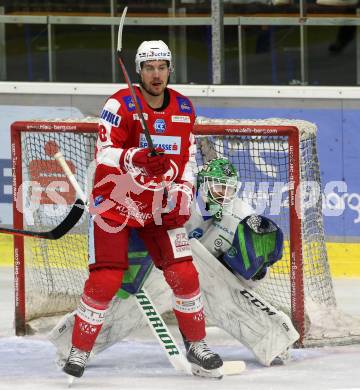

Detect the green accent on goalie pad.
[
  {"left": 122, "top": 264, "right": 141, "bottom": 283},
  {"left": 115, "top": 230, "right": 154, "bottom": 299},
  {"left": 116, "top": 256, "right": 153, "bottom": 299},
  {"left": 128, "top": 251, "right": 148, "bottom": 259},
  {"left": 116, "top": 289, "right": 130, "bottom": 299}
]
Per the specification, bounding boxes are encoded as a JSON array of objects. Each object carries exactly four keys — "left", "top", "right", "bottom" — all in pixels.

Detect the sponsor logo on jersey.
[
  {"left": 154, "top": 119, "right": 166, "bottom": 133},
  {"left": 188, "top": 228, "right": 204, "bottom": 239},
  {"left": 214, "top": 238, "right": 223, "bottom": 248},
  {"left": 123, "top": 95, "right": 142, "bottom": 112},
  {"left": 139, "top": 134, "right": 181, "bottom": 155},
  {"left": 133, "top": 113, "right": 148, "bottom": 121},
  {"left": 116, "top": 200, "right": 152, "bottom": 223},
  {"left": 94, "top": 195, "right": 104, "bottom": 207},
  {"left": 100, "top": 109, "right": 121, "bottom": 127},
  {"left": 171, "top": 115, "right": 191, "bottom": 123},
  {"left": 176, "top": 97, "right": 193, "bottom": 114},
  {"left": 168, "top": 228, "right": 192, "bottom": 259}
]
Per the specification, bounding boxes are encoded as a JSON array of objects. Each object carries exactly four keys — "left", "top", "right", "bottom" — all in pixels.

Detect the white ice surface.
[{"left": 1, "top": 266, "right": 360, "bottom": 390}]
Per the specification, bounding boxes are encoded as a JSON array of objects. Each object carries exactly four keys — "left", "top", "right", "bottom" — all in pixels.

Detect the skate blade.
[
  {"left": 67, "top": 375, "right": 76, "bottom": 388},
  {"left": 221, "top": 360, "right": 246, "bottom": 376},
  {"left": 190, "top": 363, "right": 223, "bottom": 379}
]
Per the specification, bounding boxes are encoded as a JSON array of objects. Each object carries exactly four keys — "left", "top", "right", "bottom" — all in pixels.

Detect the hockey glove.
[
  {"left": 161, "top": 182, "right": 194, "bottom": 229},
  {"left": 120, "top": 147, "right": 170, "bottom": 177},
  {"left": 222, "top": 215, "right": 284, "bottom": 280}
]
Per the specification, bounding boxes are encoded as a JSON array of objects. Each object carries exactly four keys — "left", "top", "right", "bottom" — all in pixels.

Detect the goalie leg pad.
[
  {"left": 190, "top": 238, "right": 300, "bottom": 366},
  {"left": 163, "top": 261, "right": 205, "bottom": 341}
]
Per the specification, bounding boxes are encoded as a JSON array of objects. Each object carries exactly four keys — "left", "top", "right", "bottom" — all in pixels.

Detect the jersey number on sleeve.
[{"left": 99, "top": 125, "right": 108, "bottom": 142}]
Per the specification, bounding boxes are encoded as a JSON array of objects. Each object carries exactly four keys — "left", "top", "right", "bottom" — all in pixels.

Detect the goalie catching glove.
[
  {"left": 222, "top": 215, "right": 284, "bottom": 280},
  {"left": 120, "top": 146, "right": 170, "bottom": 177},
  {"left": 162, "top": 181, "right": 194, "bottom": 229}
]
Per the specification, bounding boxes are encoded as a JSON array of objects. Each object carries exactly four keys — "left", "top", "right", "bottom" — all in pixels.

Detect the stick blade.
[
  {"left": 49, "top": 198, "right": 85, "bottom": 239},
  {"left": 221, "top": 360, "right": 246, "bottom": 376}
]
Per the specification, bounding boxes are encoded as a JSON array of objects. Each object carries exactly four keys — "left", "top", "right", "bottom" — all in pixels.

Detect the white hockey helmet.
[{"left": 135, "top": 40, "right": 173, "bottom": 74}]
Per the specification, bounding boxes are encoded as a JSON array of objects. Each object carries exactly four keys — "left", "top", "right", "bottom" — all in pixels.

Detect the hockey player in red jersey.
[{"left": 63, "top": 40, "right": 223, "bottom": 379}]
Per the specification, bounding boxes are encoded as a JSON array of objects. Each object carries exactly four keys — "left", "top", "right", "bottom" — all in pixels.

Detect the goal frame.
[{"left": 11, "top": 120, "right": 304, "bottom": 344}]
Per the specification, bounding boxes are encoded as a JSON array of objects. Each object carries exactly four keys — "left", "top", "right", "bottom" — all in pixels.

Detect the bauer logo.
[
  {"left": 100, "top": 109, "right": 121, "bottom": 127},
  {"left": 139, "top": 134, "right": 181, "bottom": 154},
  {"left": 176, "top": 97, "right": 193, "bottom": 114},
  {"left": 154, "top": 119, "right": 166, "bottom": 133},
  {"left": 123, "top": 95, "right": 142, "bottom": 112}
]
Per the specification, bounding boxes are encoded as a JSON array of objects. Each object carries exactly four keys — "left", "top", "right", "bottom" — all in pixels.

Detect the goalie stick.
[
  {"left": 53, "top": 141, "right": 245, "bottom": 377},
  {"left": 0, "top": 198, "right": 84, "bottom": 240}
]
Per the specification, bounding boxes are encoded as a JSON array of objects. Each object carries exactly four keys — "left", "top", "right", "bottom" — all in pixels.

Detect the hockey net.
[{"left": 11, "top": 117, "right": 360, "bottom": 346}]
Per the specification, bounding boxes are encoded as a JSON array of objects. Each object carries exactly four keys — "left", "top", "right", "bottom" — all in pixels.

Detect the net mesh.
[
  {"left": 13, "top": 117, "right": 360, "bottom": 345},
  {"left": 18, "top": 126, "right": 96, "bottom": 322}
]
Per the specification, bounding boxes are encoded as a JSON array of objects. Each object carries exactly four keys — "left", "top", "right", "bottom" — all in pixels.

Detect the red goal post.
[{"left": 10, "top": 116, "right": 360, "bottom": 347}]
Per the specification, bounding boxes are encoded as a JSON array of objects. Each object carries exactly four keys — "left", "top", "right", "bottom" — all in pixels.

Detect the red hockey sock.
[
  {"left": 72, "top": 268, "right": 123, "bottom": 351},
  {"left": 72, "top": 295, "right": 108, "bottom": 352},
  {"left": 163, "top": 261, "right": 206, "bottom": 341}
]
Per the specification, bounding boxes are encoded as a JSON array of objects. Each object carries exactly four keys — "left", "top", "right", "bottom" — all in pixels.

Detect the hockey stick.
[
  {"left": 134, "top": 288, "right": 245, "bottom": 377},
  {"left": 116, "top": 7, "right": 156, "bottom": 155},
  {"left": 134, "top": 288, "right": 191, "bottom": 374},
  {"left": 0, "top": 198, "right": 84, "bottom": 240},
  {"left": 116, "top": 7, "right": 170, "bottom": 200}
]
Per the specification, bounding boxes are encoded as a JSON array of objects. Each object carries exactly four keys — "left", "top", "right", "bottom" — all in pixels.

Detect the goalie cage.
[{"left": 10, "top": 116, "right": 360, "bottom": 347}]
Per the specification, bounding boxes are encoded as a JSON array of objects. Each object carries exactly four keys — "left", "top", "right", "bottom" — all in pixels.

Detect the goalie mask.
[
  {"left": 135, "top": 40, "right": 173, "bottom": 74},
  {"left": 197, "top": 158, "right": 238, "bottom": 219}
]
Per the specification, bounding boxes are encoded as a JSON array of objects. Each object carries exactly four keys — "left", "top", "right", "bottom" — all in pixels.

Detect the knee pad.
[
  {"left": 84, "top": 268, "right": 123, "bottom": 304},
  {"left": 163, "top": 261, "right": 199, "bottom": 296}
]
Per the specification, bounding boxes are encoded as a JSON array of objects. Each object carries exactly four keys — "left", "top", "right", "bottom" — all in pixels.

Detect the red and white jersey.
[{"left": 90, "top": 86, "right": 197, "bottom": 227}]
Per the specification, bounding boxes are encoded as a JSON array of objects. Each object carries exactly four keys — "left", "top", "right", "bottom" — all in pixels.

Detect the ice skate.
[
  {"left": 63, "top": 346, "right": 90, "bottom": 378},
  {"left": 183, "top": 338, "right": 223, "bottom": 379}
]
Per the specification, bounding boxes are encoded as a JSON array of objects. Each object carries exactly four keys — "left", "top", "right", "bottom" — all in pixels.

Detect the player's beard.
[{"left": 139, "top": 76, "right": 170, "bottom": 97}]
